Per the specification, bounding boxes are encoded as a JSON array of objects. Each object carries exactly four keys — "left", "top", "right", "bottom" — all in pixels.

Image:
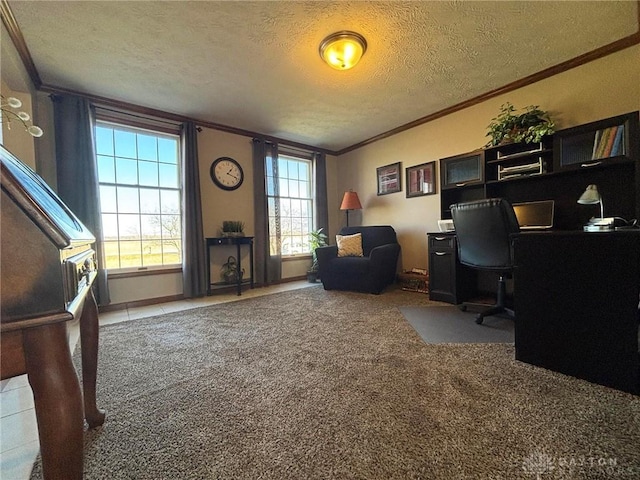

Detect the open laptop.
[{"left": 512, "top": 200, "right": 555, "bottom": 230}]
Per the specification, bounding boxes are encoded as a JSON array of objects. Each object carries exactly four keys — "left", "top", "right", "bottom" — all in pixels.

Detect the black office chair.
[{"left": 450, "top": 198, "right": 520, "bottom": 324}]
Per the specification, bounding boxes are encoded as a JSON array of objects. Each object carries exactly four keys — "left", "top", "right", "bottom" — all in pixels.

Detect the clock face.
[{"left": 210, "top": 157, "right": 244, "bottom": 191}]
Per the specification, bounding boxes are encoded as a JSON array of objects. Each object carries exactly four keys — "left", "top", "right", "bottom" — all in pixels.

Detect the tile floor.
[{"left": 0, "top": 280, "right": 313, "bottom": 479}]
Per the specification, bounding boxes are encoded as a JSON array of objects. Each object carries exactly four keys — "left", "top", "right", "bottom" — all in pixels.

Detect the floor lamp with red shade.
[{"left": 340, "top": 190, "right": 362, "bottom": 226}]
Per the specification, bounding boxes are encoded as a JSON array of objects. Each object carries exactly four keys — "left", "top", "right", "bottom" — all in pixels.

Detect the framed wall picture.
[
  {"left": 377, "top": 162, "right": 402, "bottom": 195},
  {"left": 406, "top": 161, "right": 436, "bottom": 198}
]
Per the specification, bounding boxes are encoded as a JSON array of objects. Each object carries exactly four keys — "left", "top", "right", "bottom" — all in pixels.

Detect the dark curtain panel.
[
  {"left": 52, "top": 94, "right": 110, "bottom": 305},
  {"left": 267, "top": 149, "right": 282, "bottom": 283},
  {"left": 252, "top": 138, "right": 281, "bottom": 285},
  {"left": 181, "top": 122, "right": 206, "bottom": 297},
  {"left": 313, "top": 152, "right": 329, "bottom": 235}
]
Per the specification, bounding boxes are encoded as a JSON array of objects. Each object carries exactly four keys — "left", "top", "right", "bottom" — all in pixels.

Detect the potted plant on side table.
[
  {"left": 306, "top": 228, "right": 328, "bottom": 283},
  {"left": 221, "top": 220, "right": 245, "bottom": 237}
]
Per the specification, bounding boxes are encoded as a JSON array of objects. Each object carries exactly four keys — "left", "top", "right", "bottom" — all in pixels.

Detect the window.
[
  {"left": 95, "top": 122, "right": 182, "bottom": 270},
  {"left": 267, "top": 154, "right": 313, "bottom": 256}
]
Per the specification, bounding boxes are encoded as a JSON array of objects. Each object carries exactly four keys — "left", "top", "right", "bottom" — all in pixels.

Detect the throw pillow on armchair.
[{"left": 336, "top": 233, "right": 364, "bottom": 257}]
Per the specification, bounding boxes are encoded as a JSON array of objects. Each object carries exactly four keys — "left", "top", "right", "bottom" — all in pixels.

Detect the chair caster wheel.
[
  {"left": 459, "top": 305, "right": 467, "bottom": 312},
  {"left": 475, "top": 315, "right": 484, "bottom": 325}
]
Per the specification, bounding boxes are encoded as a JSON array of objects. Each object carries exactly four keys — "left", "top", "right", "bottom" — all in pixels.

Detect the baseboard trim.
[
  {"left": 279, "top": 275, "right": 307, "bottom": 283},
  {"left": 99, "top": 294, "right": 184, "bottom": 313},
  {"left": 99, "top": 276, "right": 310, "bottom": 312}
]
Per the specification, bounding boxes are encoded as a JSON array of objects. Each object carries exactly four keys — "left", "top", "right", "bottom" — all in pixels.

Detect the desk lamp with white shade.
[{"left": 577, "top": 184, "right": 613, "bottom": 231}]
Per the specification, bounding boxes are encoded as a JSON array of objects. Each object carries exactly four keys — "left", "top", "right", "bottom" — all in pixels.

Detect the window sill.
[
  {"left": 281, "top": 254, "right": 312, "bottom": 262},
  {"left": 108, "top": 266, "right": 182, "bottom": 279}
]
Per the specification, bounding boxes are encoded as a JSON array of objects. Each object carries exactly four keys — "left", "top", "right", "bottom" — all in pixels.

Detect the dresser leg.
[
  {"left": 24, "top": 322, "right": 84, "bottom": 480},
  {"left": 80, "top": 288, "right": 105, "bottom": 428}
]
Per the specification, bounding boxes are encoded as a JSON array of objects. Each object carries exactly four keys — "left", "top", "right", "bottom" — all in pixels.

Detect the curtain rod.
[
  {"left": 253, "top": 137, "right": 319, "bottom": 156},
  {"left": 93, "top": 104, "right": 183, "bottom": 127}
]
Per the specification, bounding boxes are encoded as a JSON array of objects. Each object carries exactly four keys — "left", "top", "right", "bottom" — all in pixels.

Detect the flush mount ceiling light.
[{"left": 319, "top": 31, "right": 367, "bottom": 71}]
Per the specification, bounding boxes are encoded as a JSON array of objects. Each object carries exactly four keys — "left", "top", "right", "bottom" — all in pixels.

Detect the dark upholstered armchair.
[{"left": 315, "top": 226, "right": 400, "bottom": 294}]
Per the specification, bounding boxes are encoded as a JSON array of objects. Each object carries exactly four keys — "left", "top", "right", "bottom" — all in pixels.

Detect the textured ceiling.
[{"left": 5, "top": 1, "right": 639, "bottom": 152}]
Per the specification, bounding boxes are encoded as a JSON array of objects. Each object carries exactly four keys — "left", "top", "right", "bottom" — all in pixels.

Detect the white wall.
[
  {"left": 0, "top": 81, "right": 38, "bottom": 168},
  {"left": 1, "top": 22, "right": 42, "bottom": 167},
  {"left": 108, "top": 273, "right": 184, "bottom": 304},
  {"left": 2, "top": 13, "right": 637, "bottom": 305},
  {"left": 196, "top": 129, "right": 255, "bottom": 285},
  {"left": 337, "top": 45, "right": 640, "bottom": 273}
]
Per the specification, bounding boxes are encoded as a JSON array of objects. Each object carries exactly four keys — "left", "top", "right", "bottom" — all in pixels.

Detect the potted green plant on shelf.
[
  {"left": 486, "top": 102, "right": 555, "bottom": 147},
  {"left": 306, "top": 228, "right": 328, "bottom": 283},
  {"left": 220, "top": 220, "right": 245, "bottom": 237}
]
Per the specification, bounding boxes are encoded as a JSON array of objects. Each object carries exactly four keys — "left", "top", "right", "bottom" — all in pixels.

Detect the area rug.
[
  {"left": 400, "top": 305, "right": 514, "bottom": 344},
  {"left": 31, "top": 286, "right": 640, "bottom": 479}
]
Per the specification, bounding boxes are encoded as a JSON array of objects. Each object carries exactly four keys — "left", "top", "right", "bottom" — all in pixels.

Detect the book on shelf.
[
  {"left": 610, "top": 124, "right": 625, "bottom": 156},
  {"left": 602, "top": 126, "right": 618, "bottom": 157},
  {"left": 591, "top": 129, "right": 601, "bottom": 159},
  {"left": 595, "top": 127, "right": 612, "bottom": 159},
  {"left": 592, "top": 125, "right": 624, "bottom": 159}
]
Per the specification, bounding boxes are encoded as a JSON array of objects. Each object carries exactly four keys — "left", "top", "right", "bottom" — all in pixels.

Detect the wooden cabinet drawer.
[{"left": 428, "top": 234, "right": 456, "bottom": 252}]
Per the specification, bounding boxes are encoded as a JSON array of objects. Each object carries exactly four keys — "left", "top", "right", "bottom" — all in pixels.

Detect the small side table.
[{"left": 206, "top": 236, "right": 254, "bottom": 296}]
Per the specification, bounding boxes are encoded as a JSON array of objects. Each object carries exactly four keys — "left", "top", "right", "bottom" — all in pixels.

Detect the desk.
[
  {"left": 512, "top": 231, "right": 639, "bottom": 394},
  {"left": 206, "top": 236, "right": 254, "bottom": 296}
]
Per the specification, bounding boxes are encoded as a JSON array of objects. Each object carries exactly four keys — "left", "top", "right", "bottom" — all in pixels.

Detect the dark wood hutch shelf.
[{"left": 439, "top": 111, "right": 640, "bottom": 231}]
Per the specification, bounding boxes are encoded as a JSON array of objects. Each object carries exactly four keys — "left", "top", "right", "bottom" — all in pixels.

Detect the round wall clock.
[{"left": 210, "top": 157, "right": 244, "bottom": 191}]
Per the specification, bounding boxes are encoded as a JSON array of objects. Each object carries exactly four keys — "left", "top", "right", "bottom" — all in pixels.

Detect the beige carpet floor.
[{"left": 31, "top": 286, "right": 640, "bottom": 479}]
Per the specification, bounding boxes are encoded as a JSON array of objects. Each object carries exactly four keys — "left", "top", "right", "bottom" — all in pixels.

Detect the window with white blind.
[
  {"left": 95, "top": 122, "right": 182, "bottom": 270},
  {"left": 267, "top": 154, "right": 314, "bottom": 256}
]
